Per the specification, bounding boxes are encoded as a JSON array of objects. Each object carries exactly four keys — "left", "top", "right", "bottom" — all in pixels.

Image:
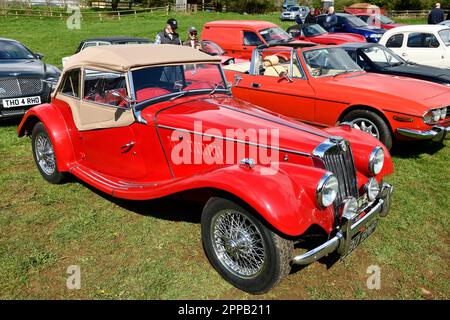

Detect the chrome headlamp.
[
  {"left": 342, "top": 197, "right": 358, "bottom": 220},
  {"left": 369, "top": 146, "right": 384, "bottom": 175},
  {"left": 365, "top": 178, "right": 380, "bottom": 202},
  {"left": 316, "top": 172, "right": 339, "bottom": 209}
]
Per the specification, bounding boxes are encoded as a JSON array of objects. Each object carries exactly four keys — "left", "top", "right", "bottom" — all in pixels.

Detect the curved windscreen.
[
  {"left": 303, "top": 24, "right": 327, "bottom": 37},
  {"left": 363, "top": 46, "right": 404, "bottom": 67},
  {"left": 347, "top": 16, "right": 369, "bottom": 28},
  {"left": 303, "top": 48, "right": 362, "bottom": 77},
  {"left": 0, "top": 41, "right": 35, "bottom": 59},
  {"left": 259, "top": 27, "right": 293, "bottom": 44},
  {"left": 131, "top": 63, "right": 227, "bottom": 104},
  {"left": 439, "top": 29, "right": 450, "bottom": 46}
]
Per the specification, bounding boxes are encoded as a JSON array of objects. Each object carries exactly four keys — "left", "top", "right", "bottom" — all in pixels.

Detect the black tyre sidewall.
[
  {"left": 343, "top": 110, "right": 392, "bottom": 149},
  {"left": 201, "top": 197, "right": 288, "bottom": 294},
  {"left": 31, "top": 122, "right": 65, "bottom": 184}
]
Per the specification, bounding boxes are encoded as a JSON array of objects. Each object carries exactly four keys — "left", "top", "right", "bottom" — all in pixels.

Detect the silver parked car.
[
  {"left": 439, "top": 20, "right": 450, "bottom": 27},
  {"left": 280, "top": 6, "right": 310, "bottom": 21}
]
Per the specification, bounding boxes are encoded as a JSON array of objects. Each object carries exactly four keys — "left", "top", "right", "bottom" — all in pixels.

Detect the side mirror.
[
  {"left": 279, "top": 71, "right": 293, "bottom": 83},
  {"left": 110, "top": 90, "right": 134, "bottom": 109},
  {"left": 233, "top": 74, "right": 242, "bottom": 86},
  {"left": 35, "top": 53, "right": 44, "bottom": 60}
]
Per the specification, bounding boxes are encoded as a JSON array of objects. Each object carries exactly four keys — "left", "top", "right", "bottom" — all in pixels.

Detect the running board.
[{"left": 70, "top": 165, "right": 159, "bottom": 199}]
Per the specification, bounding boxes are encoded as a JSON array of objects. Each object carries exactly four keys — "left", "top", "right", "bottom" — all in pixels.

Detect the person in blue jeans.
[{"left": 323, "top": 6, "right": 338, "bottom": 32}]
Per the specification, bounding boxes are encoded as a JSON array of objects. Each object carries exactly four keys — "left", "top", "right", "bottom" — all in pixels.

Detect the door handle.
[
  {"left": 251, "top": 83, "right": 261, "bottom": 88},
  {"left": 121, "top": 141, "right": 135, "bottom": 152}
]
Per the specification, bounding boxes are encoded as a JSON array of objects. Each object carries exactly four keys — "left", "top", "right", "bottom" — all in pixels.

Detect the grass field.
[{"left": 0, "top": 12, "right": 448, "bottom": 300}]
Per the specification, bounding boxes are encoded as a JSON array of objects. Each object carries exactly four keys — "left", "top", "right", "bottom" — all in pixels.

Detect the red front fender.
[
  {"left": 190, "top": 163, "right": 334, "bottom": 237},
  {"left": 17, "top": 104, "right": 75, "bottom": 172},
  {"left": 112, "top": 162, "right": 334, "bottom": 237}
]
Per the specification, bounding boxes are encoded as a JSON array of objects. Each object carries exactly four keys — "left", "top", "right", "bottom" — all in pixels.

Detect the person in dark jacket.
[
  {"left": 323, "top": 6, "right": 338, "bottom": 32},
  {"left": 304, "top": 6, "right": 317, "bottom": 23},
  {"left": 428, "top": 3, "right": 445, "bottom": 24},
  {"left": 155, "top": 18, "right": 182, "bottom": 45}
]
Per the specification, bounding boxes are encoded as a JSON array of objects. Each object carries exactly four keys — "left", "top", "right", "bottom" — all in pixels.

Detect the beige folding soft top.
[{"left": 64, "top": 44, "right": 222, "bottom": 72}]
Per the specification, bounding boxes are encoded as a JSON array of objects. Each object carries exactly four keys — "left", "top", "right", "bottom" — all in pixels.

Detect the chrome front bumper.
[
  {"left": 397, "top": 125, "right": 450, "bottom": 142},
  {"left": 292, "top": 182, "right": 393, "bottom": 265}
]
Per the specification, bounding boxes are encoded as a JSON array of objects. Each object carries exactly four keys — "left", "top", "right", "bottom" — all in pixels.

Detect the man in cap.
[
  {"left": 155, "top": 18, "right": 182, "bottom": 45},
  {"left": 183, "top": 26, "right": 201, "bottom": 49}
]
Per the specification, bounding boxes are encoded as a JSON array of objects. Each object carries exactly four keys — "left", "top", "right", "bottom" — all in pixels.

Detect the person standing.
[
  {"left": 428, "top": 3, "right": 445, "bottom": 24},
  {"left": 183, "top": 27, "right": 201, "bottom": 49},
  {"left": 323, "top": 6, "right": 338, "bottom": 32},
  {"left": 155, "top": 18, "right": 182, "bottom": 45},
  {"left": 304, "top": 6, "right": 317, "bottom": 23}
]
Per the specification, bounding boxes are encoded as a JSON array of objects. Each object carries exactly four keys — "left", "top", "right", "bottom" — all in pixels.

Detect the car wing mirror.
[
  {"left": 111, "top": 90, "right": 134, "bottom": 110},
  {"left": 279, "top": 71, "right": 293, "bottom": 83},
  {"left": 233, "top": 74, "right": 242, "bottom": 86},
  {"left": 35, "top": 53, "right": 44, "bottom": 60}
]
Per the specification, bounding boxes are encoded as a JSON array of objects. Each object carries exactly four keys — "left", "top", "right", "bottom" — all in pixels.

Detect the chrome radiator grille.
[
  {"left": 0, "top": 78, "right": 43, "bottom": 98},
  {"left": 313, "top": 137, "right": 359, "bottom": 207}
]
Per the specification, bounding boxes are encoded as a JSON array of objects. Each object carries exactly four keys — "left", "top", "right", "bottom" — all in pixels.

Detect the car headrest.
[{"left": 263, "top": 55, "right": 279, "bottom": 67}]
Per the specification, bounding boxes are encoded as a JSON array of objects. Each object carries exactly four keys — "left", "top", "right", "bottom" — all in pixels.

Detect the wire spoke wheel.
[
  {"left": 211, "top": 209, "right": 266, "bottom": 279},
  {"left": 34, "top": 132, "right": 56, "bottom": 176}
]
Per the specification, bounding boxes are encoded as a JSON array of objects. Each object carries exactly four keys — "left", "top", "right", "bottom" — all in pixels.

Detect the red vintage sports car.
[
  {"left": 224, "top": 43, "right": 450, "bottom": 149},
  {"left": 17, "top": 44, "right": 394, "bottom": 294},
  {"left": 286, "top": 23, "right": 367, "bottom": 45}
]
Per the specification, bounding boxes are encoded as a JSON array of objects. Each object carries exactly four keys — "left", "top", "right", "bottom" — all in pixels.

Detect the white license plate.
[{"left": 2, "top": 96, "right": 41, "bottom": 108}]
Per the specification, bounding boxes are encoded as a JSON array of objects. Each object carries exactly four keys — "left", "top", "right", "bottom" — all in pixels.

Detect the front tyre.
[
  {"left": 31, "top": 122, "right": 66, "bottom": 184},
  {"left": 201, "top": 197, "right": 293, "bottom": 294},
  {"left": 342, "top": 110, "right": 392, "bottom": 149}
]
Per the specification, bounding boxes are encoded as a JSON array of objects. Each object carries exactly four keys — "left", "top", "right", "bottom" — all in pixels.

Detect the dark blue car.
[{"left": 316, "top": 13, "right": 385, "bottom": 43}]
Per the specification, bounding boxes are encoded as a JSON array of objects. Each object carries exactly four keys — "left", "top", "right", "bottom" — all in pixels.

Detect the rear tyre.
[
  {"left": 201, "top": 197, "right": 293, "bottom": 294},
  {"left": 342, "top": 109, "right": 392, "bottom": 149},
  {"left": 31, "top": 122, "right": 66, "bottom": 184}
]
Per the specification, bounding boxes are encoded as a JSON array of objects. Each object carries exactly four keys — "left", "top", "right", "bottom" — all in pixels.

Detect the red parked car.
[
  {"left": 286, "top": 23, "right": 367, "bottom": 45},
  {"left": 17, "top": 44, "right": 394, "bottom": 294},
  {"left": 354, "top": 13, "right": 404, "bottom": 30},
  {"left": 201, "top": 20, "right": 311, "bottom": 60},
  {"left": 224, "top": 43, "right": 450, "bottom": 149}
]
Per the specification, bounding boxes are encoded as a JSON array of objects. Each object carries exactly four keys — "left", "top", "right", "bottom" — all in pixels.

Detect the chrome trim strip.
[{"left": 157, "top": 124, "right": 311, "bottom": 157}]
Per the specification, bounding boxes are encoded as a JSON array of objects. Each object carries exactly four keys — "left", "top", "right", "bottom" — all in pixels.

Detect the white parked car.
[
  {"left": 379, "top": 25, "right": 450, "bottom": 68},
  {"left": 280, "top": 6, "right": 309, "bottom": 21}
]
